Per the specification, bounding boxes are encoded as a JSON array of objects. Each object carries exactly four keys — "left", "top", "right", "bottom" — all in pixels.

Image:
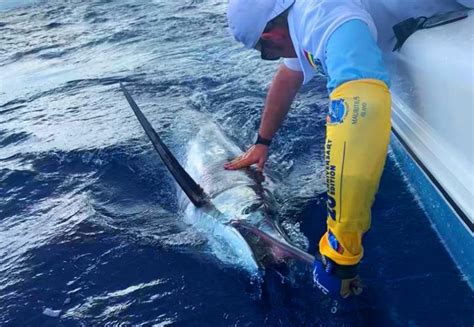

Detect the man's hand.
[
  {"left": 223, "top": 64, "right": 302, "bottom": 172},
  {"left": 313, "top": 255, "right": 363, "bottom": 299},
  {"left": 224, "top": 144, "right": 269, "bottom": 171}
]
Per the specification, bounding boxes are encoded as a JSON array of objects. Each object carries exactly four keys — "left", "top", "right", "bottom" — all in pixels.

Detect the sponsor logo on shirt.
[
  {"left": 328, "top": 230, "right": 344, "bottom": 254},
  {"left": 327, "top": 99, "right": 347, "bottom": 124}
]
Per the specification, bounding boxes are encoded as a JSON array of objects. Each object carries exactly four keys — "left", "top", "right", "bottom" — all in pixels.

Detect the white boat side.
[{"left": 386, "top": 10, "right": 474, "bottom": 288}]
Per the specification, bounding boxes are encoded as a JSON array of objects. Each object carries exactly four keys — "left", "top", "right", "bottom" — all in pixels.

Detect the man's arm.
[
  {"left": 259, "top": 63, "right": 304, "bottom": 139},
  {"left": 224, "top": 63, "right": 303, "bottom": 171}
]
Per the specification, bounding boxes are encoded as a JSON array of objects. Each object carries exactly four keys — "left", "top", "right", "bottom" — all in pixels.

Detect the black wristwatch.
[{"left": 255, "top": 134, "right": 272, "bottom": 146}]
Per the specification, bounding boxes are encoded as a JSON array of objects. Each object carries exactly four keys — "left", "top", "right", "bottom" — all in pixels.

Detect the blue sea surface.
[{"left": 0, "top": 0, "right": 473, "bottom": 326}]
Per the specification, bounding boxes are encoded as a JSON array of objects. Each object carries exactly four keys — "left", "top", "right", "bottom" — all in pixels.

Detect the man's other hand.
[{"left": 224, "top": 144, "right": 269, "bottom": 171}]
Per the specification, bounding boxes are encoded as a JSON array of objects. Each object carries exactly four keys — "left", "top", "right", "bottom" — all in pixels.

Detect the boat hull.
[{"left": 386, "top": 10, "right": 474, "bottom": 288}]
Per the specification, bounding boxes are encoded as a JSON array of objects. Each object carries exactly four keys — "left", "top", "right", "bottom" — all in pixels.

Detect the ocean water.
[{"left": 0, "top": 0, "right": 473, "bottom": 326}]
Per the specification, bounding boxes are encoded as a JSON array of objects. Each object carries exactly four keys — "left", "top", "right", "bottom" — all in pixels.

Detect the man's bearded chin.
[
  {"left": 261, "top": 43, "right": 284, "bottom": 61},
  {"left": 261, "top": 50, "right": 281, "bottom": 61}
]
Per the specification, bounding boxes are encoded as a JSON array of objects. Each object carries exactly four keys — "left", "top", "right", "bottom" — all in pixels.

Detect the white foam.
[{"left": 42, "top": 308, "right": 61, "bottom": 318}]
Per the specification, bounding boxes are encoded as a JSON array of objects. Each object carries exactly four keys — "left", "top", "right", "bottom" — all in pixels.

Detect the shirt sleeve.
[{"left": 283, "top": 58, "right": 303, "bottom": 72}]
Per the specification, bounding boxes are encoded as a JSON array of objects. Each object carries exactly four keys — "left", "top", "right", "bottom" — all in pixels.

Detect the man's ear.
[
  {"left": 261, "top": 29, "right": 286, "bottom": 43},
  {"left": 260, "top": 32, "right": 274, "bottom": 41}
]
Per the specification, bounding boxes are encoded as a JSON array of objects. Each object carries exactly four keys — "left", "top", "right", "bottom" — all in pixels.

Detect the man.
[{"left": 225, "top": 0, "right": 391, "bottom": 298}]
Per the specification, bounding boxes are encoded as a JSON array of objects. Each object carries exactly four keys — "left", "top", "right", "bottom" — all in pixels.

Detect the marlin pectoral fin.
[
  {"left": 229, "top": 220, "right": 315, "bottom": 266},
  {"left": 120, "top": 83, "right": 211, "bottom": 208}
]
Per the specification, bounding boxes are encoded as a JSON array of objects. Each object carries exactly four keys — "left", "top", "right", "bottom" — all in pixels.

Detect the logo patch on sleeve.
[
  {"left": 327, "top": 99, "right": 347, "bottom": 124},
  {"left": 303, "top": 50, "right": 318, "bottom": 69},
  {"left": 328, "top": 230, "right": 344, "bottom": 254}
]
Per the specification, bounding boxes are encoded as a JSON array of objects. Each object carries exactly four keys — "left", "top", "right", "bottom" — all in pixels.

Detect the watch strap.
[{"left": 255, "top": 134, "right": 272, "bottom": 146}]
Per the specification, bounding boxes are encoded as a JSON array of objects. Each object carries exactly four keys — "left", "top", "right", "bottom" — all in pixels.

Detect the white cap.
[{"left": 227, "top": 0, "right": 295, "bottom": 48}]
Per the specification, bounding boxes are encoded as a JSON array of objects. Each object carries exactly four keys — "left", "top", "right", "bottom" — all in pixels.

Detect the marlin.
[{"left": 120, "top": 84, "right": 314, "bottom": 272}]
